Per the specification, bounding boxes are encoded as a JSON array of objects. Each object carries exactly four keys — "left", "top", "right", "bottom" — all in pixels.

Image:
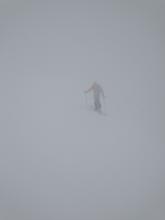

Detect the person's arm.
[{"left": 84, "top": 84, "right": 94, "bottom": 93}]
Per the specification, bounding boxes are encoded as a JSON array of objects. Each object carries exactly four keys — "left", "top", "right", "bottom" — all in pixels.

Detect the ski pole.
[
  {"left": 84, "top": 92, "right": 88, "bottom": 108},
  {"left": 103, "top": 97, "right": 106, "bottom": 114}
]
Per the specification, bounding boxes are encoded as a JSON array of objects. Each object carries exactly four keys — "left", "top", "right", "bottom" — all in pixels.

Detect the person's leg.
[{"left": 94, "top": 98, "right": 101, "bottom": 111}]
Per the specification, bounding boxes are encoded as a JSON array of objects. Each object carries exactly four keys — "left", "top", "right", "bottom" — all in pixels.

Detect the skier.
[{"left": 85, "top": 81, "right": 105, "bottom": 113}]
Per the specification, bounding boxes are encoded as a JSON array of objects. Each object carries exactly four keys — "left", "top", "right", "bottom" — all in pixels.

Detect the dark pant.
[{"left": 94, "top": 99, "right": 101, "bottom": 111}]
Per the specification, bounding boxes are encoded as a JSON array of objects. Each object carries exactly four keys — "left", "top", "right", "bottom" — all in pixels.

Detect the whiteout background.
[{"left": 0, "top": 1, "right": 164, "bottom": 220}]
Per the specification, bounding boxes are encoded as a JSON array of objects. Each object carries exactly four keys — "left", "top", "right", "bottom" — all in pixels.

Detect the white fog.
[{"left": 0, "top": 1, "right": 164, "bottom": 220}]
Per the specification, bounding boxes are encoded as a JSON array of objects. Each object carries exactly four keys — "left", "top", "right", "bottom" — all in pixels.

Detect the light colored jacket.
[{"left": 86, "top": 82, "right": 105, "bottom": 100}]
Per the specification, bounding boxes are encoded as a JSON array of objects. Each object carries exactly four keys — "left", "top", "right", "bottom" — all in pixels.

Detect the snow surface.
[{"left": 0, "top": 1, "right": 164, "bottom": 220}]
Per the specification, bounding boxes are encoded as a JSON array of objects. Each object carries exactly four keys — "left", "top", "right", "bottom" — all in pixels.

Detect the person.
[{"left": 85, "top": 81, "right": 105, "bottom": 112}]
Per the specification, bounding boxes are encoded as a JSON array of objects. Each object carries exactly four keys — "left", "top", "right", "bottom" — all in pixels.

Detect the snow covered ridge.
[{"left": 0, "top": 73, "right": 164, "bottom": 220}]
